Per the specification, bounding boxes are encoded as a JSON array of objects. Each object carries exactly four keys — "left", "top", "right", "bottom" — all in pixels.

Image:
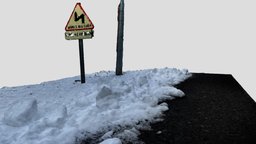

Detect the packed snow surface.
[{"left": 0, "top": 68, "right": 190, "bottom": 144}]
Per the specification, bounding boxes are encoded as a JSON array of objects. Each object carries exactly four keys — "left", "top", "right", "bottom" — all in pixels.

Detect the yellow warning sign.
[{"left": 65, "top": 3, "right": 94, "bottom": 31}]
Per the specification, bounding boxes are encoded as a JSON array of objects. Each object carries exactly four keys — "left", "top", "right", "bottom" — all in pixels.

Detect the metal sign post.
[
  {"left": 78, "top": 39, "right": 85, "bottom": 83},
  {"left": 65, "top": 3, "right": 94, "bottom": 84}
]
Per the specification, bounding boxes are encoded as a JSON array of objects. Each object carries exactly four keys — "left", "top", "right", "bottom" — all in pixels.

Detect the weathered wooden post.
[{"left": 116, "top": 0, "right": 125, "bottom": 75}]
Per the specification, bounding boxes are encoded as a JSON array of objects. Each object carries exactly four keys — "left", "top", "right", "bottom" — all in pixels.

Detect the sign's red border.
[{"left": 65, "top": 3, "right": 94, "bottom": 31}]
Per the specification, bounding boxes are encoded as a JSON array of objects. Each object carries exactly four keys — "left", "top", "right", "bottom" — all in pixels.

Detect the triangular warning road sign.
[{"left": 65, "top": 3, "right": 94, "bottom": 31}]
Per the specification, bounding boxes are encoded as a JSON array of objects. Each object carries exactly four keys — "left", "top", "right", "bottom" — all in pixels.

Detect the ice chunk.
[
  {"left": 168, "top": 87, "right": 185, "bottom": 97},
  {"left": 45, "top": 105, "right": 67, "bottom": 128},
  {"left": 116, "top": 128, "right": 140, "bottom": 143},
  {"left": 96, "top": 85, "right": 112, "bottom": 100},
  {"left": 101, "top": 130, "right": 114, "bottom": 140},
  {"left": 3, "top": 99, "right": 38, "bottom": 127},
  {"left": 96, "top": 85, "right": 119, "bottom": 109},
  {"left": 153, "top": 86, "right": 185, "bottom": 98},
  {"left": 100, "top": 138, "right": 122, "bottom": 144}
]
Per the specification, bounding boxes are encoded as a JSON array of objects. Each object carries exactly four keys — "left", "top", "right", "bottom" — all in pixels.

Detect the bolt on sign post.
[
  {"left": 65, "top": 3, "right": 94, "bottom": 83},
  {"left": 116, "top": 0, "right": 125, "bottom": 75}
]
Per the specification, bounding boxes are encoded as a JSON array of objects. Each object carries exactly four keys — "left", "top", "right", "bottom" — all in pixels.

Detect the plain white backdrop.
[{"left": 0, "top": 0, "right": 255, "bottom": 101}]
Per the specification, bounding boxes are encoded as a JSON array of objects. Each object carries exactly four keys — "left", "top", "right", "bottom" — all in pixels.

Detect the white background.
[{"left": 0, "top": 0, "right": 255, "bottom": 101}]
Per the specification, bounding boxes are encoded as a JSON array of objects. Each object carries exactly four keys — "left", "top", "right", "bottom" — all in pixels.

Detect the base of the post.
[{"left": 116, "top": 68, "right": 123, "bottom": 75}]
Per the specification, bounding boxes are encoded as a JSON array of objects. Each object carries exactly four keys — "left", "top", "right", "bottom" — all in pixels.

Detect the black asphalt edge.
[
  {"left": 191, "top": 72, "right": 255, "bottom": 103},
  {"left": 139, "top": 73, "right": 256, "bottom": 144}
]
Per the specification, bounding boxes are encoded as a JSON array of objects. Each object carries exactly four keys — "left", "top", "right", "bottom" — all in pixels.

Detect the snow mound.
[
  {"left": 3, "top": 99, "right": 38, "bottom": 127},
  {"left": 0, "top": 68, "right": 191, "bottom": 144}
]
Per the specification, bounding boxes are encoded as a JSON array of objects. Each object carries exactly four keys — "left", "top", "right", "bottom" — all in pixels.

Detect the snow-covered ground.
[{"left": 0, "top": 68, "right": 191, "bottom": 144}]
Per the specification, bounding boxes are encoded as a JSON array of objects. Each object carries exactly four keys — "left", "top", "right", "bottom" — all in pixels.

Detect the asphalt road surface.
[{"left": 139, "top": 73, "right": 256, "bottom": 144}]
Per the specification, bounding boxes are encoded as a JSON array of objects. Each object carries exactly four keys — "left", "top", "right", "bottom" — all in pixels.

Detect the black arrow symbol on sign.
[{"left": 74, "top": 12, "right": 85, "bottom": 24}]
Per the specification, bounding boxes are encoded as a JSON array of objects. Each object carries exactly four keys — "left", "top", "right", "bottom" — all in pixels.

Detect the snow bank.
[{"left": 0, "top": 68, "right": 191, "bottom": 144}]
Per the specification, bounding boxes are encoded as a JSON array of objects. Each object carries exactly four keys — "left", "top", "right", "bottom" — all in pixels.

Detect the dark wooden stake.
[
  {"left": 78, "top": 39, "right": 85, "bottom": 83},
  {"left": 116, "top": 0, "right": 125, "bottom": 75}
]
